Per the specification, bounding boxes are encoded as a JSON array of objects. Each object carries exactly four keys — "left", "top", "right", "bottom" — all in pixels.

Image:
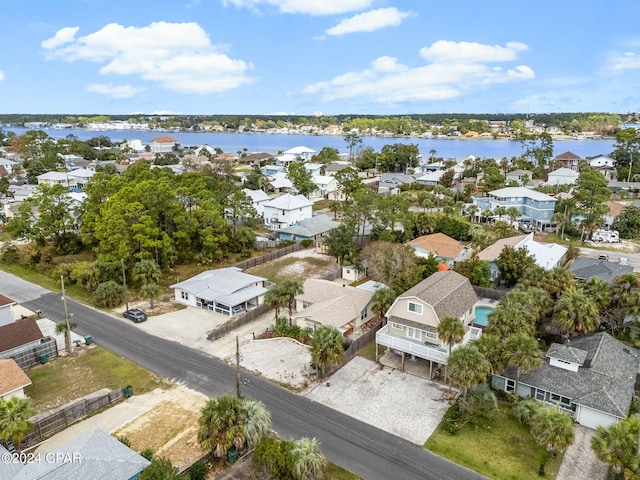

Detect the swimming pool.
[{"left": 474, "top": 306, "right": 495, "bottom": 327}]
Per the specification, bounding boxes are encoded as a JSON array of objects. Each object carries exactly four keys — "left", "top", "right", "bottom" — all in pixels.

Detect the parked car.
[
  {"left": 598, "top": 254, "right": 609, "bottom": 261},
  {"left": 123, "top": 309, "right": 147, "bottom": 323}
]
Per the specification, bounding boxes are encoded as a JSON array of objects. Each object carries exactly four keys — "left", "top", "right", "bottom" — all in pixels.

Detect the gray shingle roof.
[
  {"left": 546, "top": 343, "right": 588, "bottom": 365},
  {"left": 400, "top": 270, "right": 477, "bottom": 320},
  {"left": 501, "top": 332, "right": 639, "bottom": 419},
  {"left": 569, "top": 257, "right": 634, "bottom": 284},
  {"left": 10, "top": 428, "right": 150, "bottom": 480}
]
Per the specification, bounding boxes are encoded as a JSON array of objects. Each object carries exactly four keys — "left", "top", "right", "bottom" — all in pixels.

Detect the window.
[
  {"left": 360, "top": 308, "right": 368, "bottom": 320},
  {"left": 281, "top": 210, "right": 285, "bottom": 215},
  {"left": 408, "top": 302, "right": 423, "bottom": 315},
  {"left": 302, "top": 301, "right": 312, "bottom": 309},
  {"left": 180, "top": 291, "right": 189, "bottom": 300},
  {"left": 426, "top": 331, "right": 438, "bottom": 339},
  {"left": 407, "top": 327, "right": 422, "bottom": 341},
  {"left": 391, "top": 323, "right": 404, "bottom": 330}
]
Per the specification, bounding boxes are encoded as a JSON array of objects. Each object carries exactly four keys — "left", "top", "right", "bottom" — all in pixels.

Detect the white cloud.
[
  {"left": 420, "top": 40, "right": 528, "bottom": 63},
  {"left": 303, "top": 40, "right": 534, "bottom": 104},
  {"left": 222, "top": 0, "right": 373, "bottom": 15},
  {"left": 325, "top": 8, "right": 411, "bottom": 36},
  {"left": 41, "top": 26, "right": 79, "bottom": 49},
  {"left": 608, "top": 51, "right": 640, "bottom": 72},
  {"left": 42, "top": 22, "right": 255, "bottom": 95},
  {"left": 86, "top": 83, "right": 144, "bottom": 99}
]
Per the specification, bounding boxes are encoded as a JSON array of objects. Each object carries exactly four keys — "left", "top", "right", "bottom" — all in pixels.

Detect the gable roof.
[
  {"left": 407, "top": 233, "right": 465, "bottom": 260},
  {"left": 569, "top": 257, "right": 634, "bottom": 284},
  {"left": 555, "top": 151, "right": 581, "bottom": 160},
  {"left": 283, "top": 146, "right": 316, "bottom": 155},
  {"left": 263, "top": 193, "right": 312, "bottom": 210},
  {"left": 0, "top": 294, "right": 16, "bottom": 307},
  {"left": 548, "top": 167, "right": 579, "bottom": 178},
  {"left": 150, "top": 136, "right": 177, "bottom": 143},
  {"left": 12, "top": 428, "right": 150, "bottom": 480},
  {"left": 478, "top": 235, "right": 528, "bottom": 261},
  {"left": 0, "top": 359, "right": 31, "bottom": 396},
  {"left": 501, "top": 333, "right": 639, "bottom": 419},
  {"left": 242, "top": 188, "right": 270, "bottom": 203},
  {"left": 293, "top": 279, "right": 373, "bottom": 331},
  {"left": 546, "top": 343, "right": 588, "bottom": 365},
  {"left": 170, "top": 267, "right": 268, "bottom": 304},
  {"left": 0, "top": 318, "right": 43, "bottom": 354},
  {"left": 279, "top": 214, "right": 339, "bottom": 238},
  {"left": 399, "top": 270, "right": 477, "bottom": 319}
]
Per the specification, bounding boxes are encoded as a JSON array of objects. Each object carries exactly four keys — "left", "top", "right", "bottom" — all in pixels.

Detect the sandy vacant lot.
[{"left": 306, "top": 356, "right": 451, "bottom": 445}]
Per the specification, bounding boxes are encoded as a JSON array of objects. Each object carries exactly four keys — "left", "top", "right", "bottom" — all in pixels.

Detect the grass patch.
[
  {"left": 25, "top": 346, "right": 170, "bottom": 413},
  {"left": 424, "top": 403, "right": 563, "bottom": 480},
  {"left": 356, "top": 340, "right": 382, "bottom": 363},
  {"left": 326, "top": 463, "right": 364, "bottom": 479},
  {"left": 246, "top": 256, "right": 336, "bottom": 283},
  {"left": 312, "top": 199, "right": 332, "bottom": 211}
]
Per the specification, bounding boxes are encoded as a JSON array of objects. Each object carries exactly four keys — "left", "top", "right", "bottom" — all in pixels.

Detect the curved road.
[{"left": 2, "top": 271, "right": 485, "bottom": 480}]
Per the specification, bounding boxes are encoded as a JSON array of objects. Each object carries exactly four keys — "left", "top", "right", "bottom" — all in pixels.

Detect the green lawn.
[
  {"left": 326, "top": 463, "right": 363, "bottom": 480},
  {"left": 425, "top": 403, "right": 563, "bottom": 480},
  {"left": 25, "top": 346, "right": 170, "bottom": 413}
]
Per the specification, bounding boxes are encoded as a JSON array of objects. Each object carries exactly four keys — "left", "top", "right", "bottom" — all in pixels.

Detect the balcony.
[{"left": 376, "top": 325, "right": 482, "bottom": 365}]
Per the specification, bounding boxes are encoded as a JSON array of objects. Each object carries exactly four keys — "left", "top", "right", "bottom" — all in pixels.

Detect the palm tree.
[
  {"left": 241, "top": 398, "right": 272, "bottom": 450},
  {"left": 197, "top": 395, "right": 271, "bottom": 458},
  {"left": 310, "top": 326, "right": 344, "bottom": 379},
  {"left": 291, "top": 437, "right": 327, "bottom": 480},
  {"left": 140, "top": 283, "right": 160, "bottom": 308},
  {"left": 133, "top": 259, "right": 161, "bottom": 285},
  {"left": 591, "top": 415, "right": 639, "bottom": 475},
  {"left": 0, "top": 398, "right": 34, "bottom": 452},
  {"left": 447, "top": 344, "right": 491, "bottom": 400},
  {"left": 530, "top": 405, "right": 575, "bottom": 476},
  {"left": 473, "top": 333, "right": 505, "bottom": 375},
  {"left": 554, "top": 287, "right": 599, "bottom": 335},
  {"left": 264, "top": 285, "right": 288, "bottom": 320},
  {"left": 494, "top": 206, "right": 507, "bottom": 222},
  {"left": 486, "top": 300, "right": 535, "bottom": 338},
  {"left": 56, "top": 320, "right": 77, "bottom": 354},
  {"left": 281, "top": 280, "right": 304, "bottom": 325},
  {"left": 503, "top": 333, "right": 543, "bottom": 394},
  {"left": 371, "top": 287, "right": 396, "bottom": 321},
  {"left": 493, "top": 220, "right": 512, "bottom": 238},
  {"left": 481, "top": 209, "right": 493, "bottom": 225},
  {"left": 466, "top": 204, "right": 479, "bottom": 223},
  {"left": 436, "top": 317, "right": 466, "bottom": 392},
  {"left": 506, "top": 207, "right": 520, "bottom": 225},
  {"left": 328, "top": 200, "right": 342, "bottom": 220}
]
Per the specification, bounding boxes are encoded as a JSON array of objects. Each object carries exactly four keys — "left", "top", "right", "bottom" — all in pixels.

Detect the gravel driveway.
[{"left": 305, "top": 356, "right": 451, "bottom": 445}]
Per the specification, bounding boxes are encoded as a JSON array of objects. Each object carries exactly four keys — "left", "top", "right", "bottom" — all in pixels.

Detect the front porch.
[{"left": 375, "top": 324, "right": 482, "bottom": 369}]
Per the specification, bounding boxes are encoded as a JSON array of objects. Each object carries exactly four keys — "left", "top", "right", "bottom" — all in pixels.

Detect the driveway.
[
  {"left": 556, "top": 426, "right": 607, "bottom": 480},
  {"left": 306, "top": 356, "right": 451, "bottom": 445}
]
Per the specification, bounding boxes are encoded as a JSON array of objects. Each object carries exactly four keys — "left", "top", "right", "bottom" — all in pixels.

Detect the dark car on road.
[{"left": 123, "top": 309, "right": 147, "bottom": 323}]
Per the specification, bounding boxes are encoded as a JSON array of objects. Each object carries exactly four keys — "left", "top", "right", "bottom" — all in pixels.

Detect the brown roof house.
[
  {"left": 376, "top": 270, "right": 481, "bottom": 372},
  {"left": 407, "top": 233, "right": 470, "bottom": 266},
  {"left": 0, "top": 294, "right": 16, "bottom": 327},
  {"left": 554, "top": 151, "right": 582, "bottom": 171},
  {"left": 0, "top": 359, "right": 31, "bottom": 400},
  {"left": 292, "top": 279, "right": 375, "bottom": 337}
]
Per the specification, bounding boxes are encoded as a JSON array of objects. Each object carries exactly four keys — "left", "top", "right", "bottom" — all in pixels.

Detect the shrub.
[
  {"left": 441, "top": 402, "right": 461, "bottom": 435},
  {"left": 300, "top": 239, "right": 313, "bottom": 248},
  {"left": 118, "top": 436, "right": 131, "bottom": 447},
  {"left": 0, "top": 243, "right": 19, "bottom": 263},
  {"left": 93, "top": 281, "right": 124, "bottom": 308},
  {"left": 186, "top": 461, "right": 208, "bottom": 480},
  {"left": 140, "top": 448, "right": 154, "bottom": 461},
  {"left": 252, "top": 438, "right": 295, "bottom": 480}
]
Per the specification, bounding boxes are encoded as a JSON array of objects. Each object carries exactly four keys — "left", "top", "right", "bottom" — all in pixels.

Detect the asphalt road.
[
  {"left": 579, "top": 246, "right": 640, "bottom": 272},
  {"left": 2, "top": 270, "right": 485, "bottom": 480}
]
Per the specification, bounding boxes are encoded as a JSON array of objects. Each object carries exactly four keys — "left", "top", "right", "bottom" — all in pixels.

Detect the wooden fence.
[
  {"left": 233, "top": 243, "right": 304, "bottom": 271},
  {"left": 207, "top": 303, "right": 272, "bottom": 341},
  {"left": 4, "top": 337, "right": 59, "bottom": 369},
  {"left": 472, "top": 286, "right": 507, "bottom": 301},
  {"left": 321, "top": 319, "right": 383, "bottom": 378},
  {"left": 22, "top": 389, "right": 124, "bottom": 449}
]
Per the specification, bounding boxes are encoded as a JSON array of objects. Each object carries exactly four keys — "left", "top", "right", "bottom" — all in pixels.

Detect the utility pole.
[
  {"left": 627, "top": 149, "right": 634, "bottom": 183},
  {"left": 121, "top": 258, "right": 129, "bottom": 311},
  {"left": 61, "top": 275, "right": 74, "bottom": 354},
  {"left": 236, "top": 334, "right": 241, "bottom": 398}
]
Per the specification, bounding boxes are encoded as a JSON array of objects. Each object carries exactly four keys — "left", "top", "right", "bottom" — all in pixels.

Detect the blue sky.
[{"left": 1, "top": 0, "right": 639, "bottom": 116}]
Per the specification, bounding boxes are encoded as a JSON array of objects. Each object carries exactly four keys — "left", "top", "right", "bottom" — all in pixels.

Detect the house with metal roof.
[
  {"left": 376, "top": 271, "right": 481, "bottom": 373},
  {"left": 278, "top": 214, "right": 339, "bottom": 243},
  {"left": 545, "top": 167, "right": 579, "bottom": 186},
  {"left": 0, "top": 428, "right": 150, "bottom": 479},
  {"left": 492, "top": 332, "right": 639, "bottom": 429},
  {"left": 472, "top": 187, "right": 557, "bottom": 231},
  {"left": 170, "top": 267, "right": 273, "bottom": 317},
  {"left": 262, "top": 193, "right": 313, "bottom": 230}
]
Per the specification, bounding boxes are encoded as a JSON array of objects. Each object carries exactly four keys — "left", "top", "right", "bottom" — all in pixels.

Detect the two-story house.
[
  {"left": 375, "top": 271, "right": 481, "bottom": 377},
  {"left": 554, "top": 151, "right": 582, "bottom": 171},
  {"left": 262, "top": 193, "right": 313, "bottom": 230},
  {"left": 472, "top": 187, "right": 557, "bottom": 232}
]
